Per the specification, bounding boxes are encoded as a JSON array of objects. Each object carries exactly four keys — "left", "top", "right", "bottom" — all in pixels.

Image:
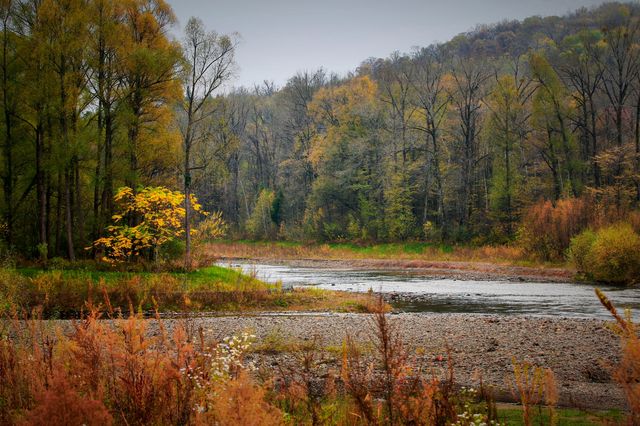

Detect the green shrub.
[
  {"left": 159, "top": 238, "right": 185, "bottom": 261},
  {"left": 245, "top": 189, "right": 277, "bottom": 239},
  {"left": 568, "top": 229, "right": 596, "bottom": 272},
  {"left": 569, "top": 223, "right": 640, "bottom": 285}
]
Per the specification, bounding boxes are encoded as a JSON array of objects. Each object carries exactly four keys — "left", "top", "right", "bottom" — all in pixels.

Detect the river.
[{"left": 222, "top": 261, "right": 640, "bottom": 320}]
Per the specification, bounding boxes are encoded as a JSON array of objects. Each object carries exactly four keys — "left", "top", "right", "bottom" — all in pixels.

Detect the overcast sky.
[{"left": 168, "top": 0, "right": 609, "bottom": 89}]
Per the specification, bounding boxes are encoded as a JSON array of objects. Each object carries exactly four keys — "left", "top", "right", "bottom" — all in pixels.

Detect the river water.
[{"left": 222, "top": 261, "right": 640, "bottom": 320}]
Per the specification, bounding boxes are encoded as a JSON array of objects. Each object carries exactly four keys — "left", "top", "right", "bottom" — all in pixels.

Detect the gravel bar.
[{"left": 153, "top": 312, "right": 623, "bottom": 410}]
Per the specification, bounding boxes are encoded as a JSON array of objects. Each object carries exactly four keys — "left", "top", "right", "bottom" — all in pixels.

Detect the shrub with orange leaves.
[
  {"left": 20, "top": 373, "right": 113, "bottom": 426},
  {"left": 0, "top": 304, "right": 281, "bottom": 425},
  {"left": 519, "top": 197, "right": 592, "bottom": 261}
]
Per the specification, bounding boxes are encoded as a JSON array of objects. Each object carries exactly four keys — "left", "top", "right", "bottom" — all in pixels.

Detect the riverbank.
[
  {"left": 206, "top": 241, "right": 575, "bottom": 283},
  {"left": 223, "top": 257, "right": 575, "bottom": 283},
  {"left": 0, "top": 267, "right": 380, "bottom": 317},
  {"left": 152, "top": 312, "right": 623, "bottom": 411}
]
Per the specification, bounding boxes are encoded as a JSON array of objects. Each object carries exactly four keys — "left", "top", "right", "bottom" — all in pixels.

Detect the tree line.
[
  {"left": 1, "top": 1, "right": 639, "bottom": 261},
  {"left": 0, "top": 0, "right": 235, "bottom": 263},
  {"left": 209, "top": 2, "right": 640, "bottom": 244}
]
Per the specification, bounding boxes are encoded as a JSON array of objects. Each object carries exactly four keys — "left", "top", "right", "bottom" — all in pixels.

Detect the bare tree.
[
  {"left": 410, "top": 45, "right": 450, "bottom": 234},
  {"left": 180, "top": 17, "right": 236, "bottom": 269},
  {"left": 449, "top": 57, "right": 491, "bottom": 227},
  {"left": 378, "top": 52, "right": 416, "bottom": 168},
  {"left": 598, "top": 22, "right": 640, "bottom": 148},
  {"left": 559, "top": 31, "right": 605, "bottom": 188}
]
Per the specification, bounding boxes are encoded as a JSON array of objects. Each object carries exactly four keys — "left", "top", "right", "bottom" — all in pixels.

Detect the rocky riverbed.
[{"left": 154, "top": 312, "right": 624, "bottom": 410}]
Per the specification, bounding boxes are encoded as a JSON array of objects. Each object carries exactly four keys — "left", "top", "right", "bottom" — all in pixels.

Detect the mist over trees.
[{"left": 1, "top": 1, "right": 640, "bottom": 260}]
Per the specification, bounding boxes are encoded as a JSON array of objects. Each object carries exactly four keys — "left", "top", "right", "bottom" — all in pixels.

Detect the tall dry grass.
[
  {"left": 597, "top": 289, "right": 640, "bottom": 424},
  {"left": 508, "top": 359, "right": 557, "bottom": 426},
  {"left": 0, "top": 303, "right": 283, "bottom": 425},
  {"left": 5, "top": 291, "right": 635, "bottom": 425},
  {"left": 273, "top": 298, "right": 501, "bottom": 426}
]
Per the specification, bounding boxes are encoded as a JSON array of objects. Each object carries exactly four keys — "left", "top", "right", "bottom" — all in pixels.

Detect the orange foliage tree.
[{"left": 519, "top": 197, "right": 592, "bottom": 260}]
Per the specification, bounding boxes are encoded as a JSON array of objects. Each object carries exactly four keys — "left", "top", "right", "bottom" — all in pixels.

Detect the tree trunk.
[
  {"left": 635, "top": 93, "right": 640, "bottom": 203},
  {"left": 422, "top": 138, "right": 430, "bottom": 224},
  {"left": 65, "top": 171, "right": 75, "bottom": 261},
  {"left": 54, "top": 173, "right": 62, "bottom": 256},
  {"left": 74, "top": 156, "right": 84, "bottom": 248},
  {"left": 126, "top": 90, "right": 142, "bottom": 192},
  {"left": 2, "top": 94, "right": 12, "bottom": 244},
  {"left": 505, "top": 127, "right": 513, "bottom": 235},
  {"left": 589, "top": 97, "right": 601, "bottom": 188},
  {"left": 102, "top": 108, "right": 114, "bottom": 221},
  {"left": 36, "top": 123, "right": 47, "bottom": 254},
  {"left": 184, "top": 144, "right": 192, "bottom": 271},
  {"left": 431, "top": 124, "right": 446, "bottom": 238},
  {"left": 92, "top": 60, "right": 104, "bottom": 252},
  {"left": 2, "top": 24, "right": 12, "bottom": 245}
]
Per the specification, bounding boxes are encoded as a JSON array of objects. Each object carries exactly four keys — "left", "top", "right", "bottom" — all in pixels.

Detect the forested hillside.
[{"left": 1, "top": 0, "right": 640, "bottom": 261}]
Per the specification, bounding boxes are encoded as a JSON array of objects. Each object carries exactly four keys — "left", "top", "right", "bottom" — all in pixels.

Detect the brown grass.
[
  {"left": 202, "top": 241, "right": 561, "bottom": 267},
  {"left": 0, "top": 305, "right": 285, "bottom": 425}
]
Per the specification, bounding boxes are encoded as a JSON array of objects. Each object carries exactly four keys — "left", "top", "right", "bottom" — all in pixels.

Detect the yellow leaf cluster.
[{"left": 91, "top": 186, "right": 206, "bottom": 262}]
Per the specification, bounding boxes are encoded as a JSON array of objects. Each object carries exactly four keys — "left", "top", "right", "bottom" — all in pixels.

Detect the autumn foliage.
[
  {"left": 518, "top": 197, "right": 591, "bottom": 261},
  {"left": 0, "top": 297, "right": 504, "bottom": 426},
  {"left": 597, "top": 289, "right": 640, "bottom": 424},
  {"left": 92, "top": 186, "right": 207, "bottom": 263},
  {"left": 570, "top": 223, "right": 640, "bottom": 285},
  {"left": 0, "top": 306, "right": 282, "bottom": 425}
]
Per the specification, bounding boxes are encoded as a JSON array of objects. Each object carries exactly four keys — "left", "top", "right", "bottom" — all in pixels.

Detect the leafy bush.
[
  {"left": 246, "top": 189, "right": 277, "bottom": 239},
  {"left": 570, "top": 223, "right": 640, "bottom": 285},
  {"left": 159, "top": 238, "right": 185, "bottom": 261},
  {"left": 196, "top": 211, "right": 228, "bottom": 242},
  {"left": 568, "top": 229, "right": 596, "bottom": 272}
]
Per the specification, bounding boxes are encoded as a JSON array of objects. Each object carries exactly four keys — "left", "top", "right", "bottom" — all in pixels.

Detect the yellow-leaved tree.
[{"left": 92, "top": 186, "right": 206, "bottom": 263}]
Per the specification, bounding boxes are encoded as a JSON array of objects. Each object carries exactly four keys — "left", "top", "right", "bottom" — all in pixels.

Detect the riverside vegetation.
[
  {"left": 0, "top": 267, "right": 381, "bottom": 318},
  {"left": 0, "top": 292, "right": 635, "bottom": 425}
]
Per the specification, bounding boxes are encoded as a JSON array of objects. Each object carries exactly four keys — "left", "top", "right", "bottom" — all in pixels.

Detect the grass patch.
[
  {"left": 204, "top": 240, "right": 566, "bottom": 268},
  {"left": 497, "top": 405, "right": 624, "bottom": 425},
  {"left": 0, "top": 266, "right": 383, "bottom": 318}
]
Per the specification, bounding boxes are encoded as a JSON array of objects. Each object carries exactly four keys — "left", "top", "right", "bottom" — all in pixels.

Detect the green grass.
[
  {"left": 325, "top": 242, "right": 455, "bottom": 255},
  {"left": 497, "top": 406, "right": 624, "bottom": 425},
  {"left": 220, "top": 239, "right": 456, "bottom": 256},
  {"left": 16, "top": 265, "right": 256, "bottom": 289}
]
